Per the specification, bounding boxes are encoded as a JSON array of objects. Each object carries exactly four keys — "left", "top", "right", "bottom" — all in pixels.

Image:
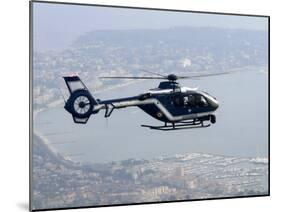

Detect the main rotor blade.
[
  {"left": 139, "top": 69, "right": 167, "bottom": 77},
  {"left": 177, "top": 71, "right": 234, "bottom": 79},
  {"left": 99, "top": 76, "right": 165, "bottom": 80}
]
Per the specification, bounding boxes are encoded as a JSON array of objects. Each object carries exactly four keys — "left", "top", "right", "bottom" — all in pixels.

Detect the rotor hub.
[
  {"left": 167, "top": 74, "right": 178, "bottom": 81},
  {"left": 79, "top": 102, "right": 86, "bottom": 108}
]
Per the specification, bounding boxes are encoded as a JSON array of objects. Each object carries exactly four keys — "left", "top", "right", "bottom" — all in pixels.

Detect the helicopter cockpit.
[{"left": 172, "top": 93, "right": 208, "bottom": 108}]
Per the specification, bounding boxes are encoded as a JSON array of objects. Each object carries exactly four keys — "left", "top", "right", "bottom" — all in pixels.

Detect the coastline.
[{"left": 32, "top": 80, "right": 143, "bottom": 163}]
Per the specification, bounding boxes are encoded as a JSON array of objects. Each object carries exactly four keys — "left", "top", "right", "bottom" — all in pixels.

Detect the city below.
[{"left": 32, "top": 133, "right": 268, "bottom": 210}]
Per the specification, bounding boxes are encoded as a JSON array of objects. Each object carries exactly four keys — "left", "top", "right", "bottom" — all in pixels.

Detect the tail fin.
[{"left": 63, "top": 76, "right": 99, "bottom": 124}]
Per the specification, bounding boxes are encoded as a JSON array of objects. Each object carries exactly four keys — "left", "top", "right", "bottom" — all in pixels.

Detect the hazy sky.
[{"left": 33, "top": 2, "right": 268, "bottom": 51}]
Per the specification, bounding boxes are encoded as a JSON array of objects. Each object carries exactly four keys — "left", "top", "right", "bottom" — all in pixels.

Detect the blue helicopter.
[{"left": 63, "top": 71, "right": 228, "bottom": 130}]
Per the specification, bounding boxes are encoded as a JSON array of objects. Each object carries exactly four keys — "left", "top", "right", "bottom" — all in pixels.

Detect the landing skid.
[{"left": 141, "top": 120, "right": 211, "bottom": 131}]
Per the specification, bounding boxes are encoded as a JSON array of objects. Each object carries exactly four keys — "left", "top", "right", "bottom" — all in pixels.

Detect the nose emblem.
[{"left": 157, "top": 112, "right": 163, "bottom": 118}]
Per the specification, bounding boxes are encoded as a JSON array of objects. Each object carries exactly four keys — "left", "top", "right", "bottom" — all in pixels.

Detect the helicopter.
[{"left": 62, "top": 71, "right": 229, "bottom": 130}]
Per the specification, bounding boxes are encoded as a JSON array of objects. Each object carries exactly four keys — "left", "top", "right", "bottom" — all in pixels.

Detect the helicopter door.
[{"left": 172, "top": 94, "right": 184, "bottom": 107}]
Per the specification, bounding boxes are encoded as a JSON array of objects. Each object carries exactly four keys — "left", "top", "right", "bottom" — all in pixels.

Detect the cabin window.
[
  {"left": 173, "top": 94, "right": 208, "bottom": 107},
  {"left": 183, "top": 96, "right": 189, "bottom": 105},
  {"left": 173, "top": 94, "right": 183, "bottom": 107},
  {"left": 187, "top": 95, "right": 195, "bottom": 106}
]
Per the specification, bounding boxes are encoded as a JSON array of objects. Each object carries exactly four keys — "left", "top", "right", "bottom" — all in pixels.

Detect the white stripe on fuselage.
[{"left": 94, "top": 97, "right": 214, "bottom": 122}]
